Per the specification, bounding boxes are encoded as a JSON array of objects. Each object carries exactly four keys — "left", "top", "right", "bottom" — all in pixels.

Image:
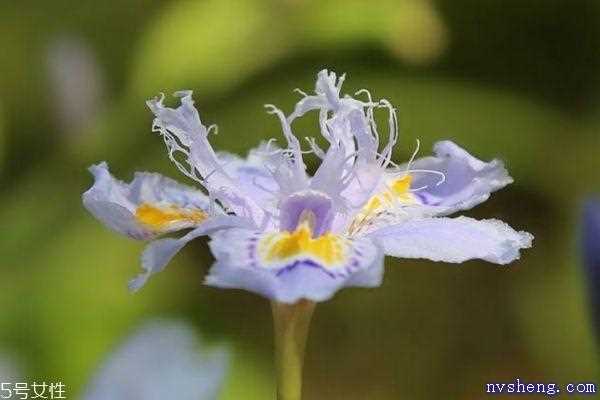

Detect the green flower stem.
[{"left": 271, "top": 300, "right": 316, "bottom": 400}]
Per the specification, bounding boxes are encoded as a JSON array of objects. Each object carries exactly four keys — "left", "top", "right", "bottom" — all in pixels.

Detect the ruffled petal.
[
  {"left": 287, "top": 70, "right": 400, "bottom": 214},
  {"left": 344, "top": 141, "right": 514, "bottom": 236},
  {"left": 147, "top": 91, "right": 267, "bottom": 226},
  {"left": 82, "top": 162, "right": 212, "bottom": 240},
  {"left": 309, "top": 117, "right": 356, "bottom": 211},
  {"left": 205, "top": 226, "right": 384, "bottom": 303},
  {"left": 130, "top": 216, "right": 252, "bottom": 291},
  {"left": 401, "top": 140, "right": 513, "bottom": 215},
  {"left": 217, "top": 146, "right": 280, "bottom": 215},
  {"left": 83, "top": 320, "right": 229, "bottom": 400},
  {"left": 288, "top": 69, "right": 348, "bottom": 120},
  {"left": 368, "top": 216, "right": 533, "bottom": 265}
]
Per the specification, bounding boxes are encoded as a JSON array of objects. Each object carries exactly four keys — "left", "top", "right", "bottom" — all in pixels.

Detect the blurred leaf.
[
  {"left": 0, "top": 102, "right": 4, "bottom": 172},
  {"left": 129, "top": 0, "right": 289, "bottom": 99},
  {"left": 517, "top": 256, "right": 599, "bottom": 378},
  {"left": 128, "top": 0, "right": 449, "bottom": 102},
  {"left": 294, "top": 0, "right": 448, "bottom": 64},
  {"left": 220, "top": 345, "right": 273, "bottom": 400}
]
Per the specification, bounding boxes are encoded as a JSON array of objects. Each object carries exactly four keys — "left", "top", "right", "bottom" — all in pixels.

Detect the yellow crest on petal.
[
  {"left": 349, "top": 174, "right": 416, "bottom": 235},
  {"left": 135, "top": 203, "right": 207, "bottom": 230},
  {"left": 258, "top": 222, "right": 348, "bottom": 268}
]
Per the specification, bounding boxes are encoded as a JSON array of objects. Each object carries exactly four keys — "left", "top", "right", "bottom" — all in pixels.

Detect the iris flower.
[
  {"left": 83, "top": 70, "right": 532, "bottom": 302},
  {"left": 83, "top": 70, "right": 534, "bottom": 399},
  {"left": 83, "top": 321, "right": 228, "bottom": 400},
  {"left": 583, "top": 199, "right": 600, "bottom": 338},
  {"left": 0, "top": 356, "right": 20, "bottom": 383}
]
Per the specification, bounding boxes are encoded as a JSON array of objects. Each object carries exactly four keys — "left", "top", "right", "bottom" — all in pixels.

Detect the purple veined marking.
[
  {"left": 414, "top": 192, "right": 430, "bottom": 205},
  {"left": 248, "top": 235, "right": 260, "bottom": 267},
  {"left": 341, "top": 259, "right": 361, "bottom": 277},
  {"left": 414, "top": 191, "right": 443, "bottom": 206},
  {"left": 274, "top": 259, "right": 338, "bottom": 279}
]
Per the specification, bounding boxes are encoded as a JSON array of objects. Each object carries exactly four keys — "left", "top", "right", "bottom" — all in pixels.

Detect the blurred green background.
[{"left": 1, "top": 0, "right": 599, "bottom": 398}]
